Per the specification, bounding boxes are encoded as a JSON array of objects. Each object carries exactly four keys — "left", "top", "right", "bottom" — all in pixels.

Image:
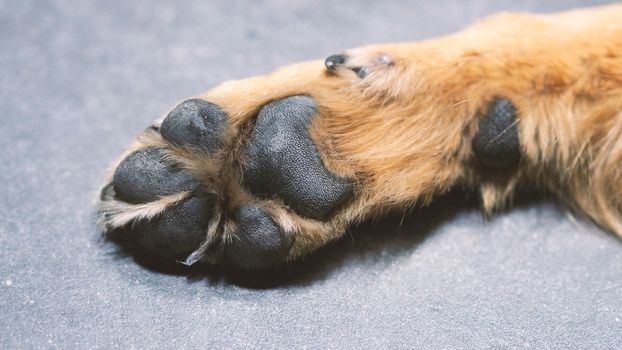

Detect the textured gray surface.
[{"left": 1, "top": 0, "right": 622, "bottom": 348}]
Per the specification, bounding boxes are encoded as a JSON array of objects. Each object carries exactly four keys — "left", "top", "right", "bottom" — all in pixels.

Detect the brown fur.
[{"left": 100, "top": 5, "right": 622, "bottom": 263}]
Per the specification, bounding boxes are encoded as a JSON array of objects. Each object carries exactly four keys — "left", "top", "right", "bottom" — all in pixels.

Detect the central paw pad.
[{"left": 241, "top": 96, "right": 354, "bottom": 219}]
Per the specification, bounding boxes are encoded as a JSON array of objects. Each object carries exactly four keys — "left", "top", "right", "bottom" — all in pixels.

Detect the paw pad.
[
  {"left": 224, "top": 204, "right": 293, "bottom": 270},
  {"left": 113, "top": 147, "right": 199, "bottom": 204},
  {"left": 133, "top": 196, "right": 215, "bottom": 259},
  {"left": 241, "top": 96, "right": 354, "bottom": 219},
  {"left": 160, "top": 99, "right": 228, "bottom": 153},
  {"left": 472, "top": 97, "right": 521, "bottom": 168}
]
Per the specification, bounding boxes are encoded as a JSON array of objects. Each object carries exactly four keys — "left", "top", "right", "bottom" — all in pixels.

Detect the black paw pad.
[
  {"left": 241, "top": 96, "right": 354, "bottom": 219},
  {"left": 133, "top": 196, "right": 214, "bottom": 260},
  {"left": 224, "top": 204, "right": 292, "bottom": 270},
  {"left": 160, "top": 99, "right": 228, "bottom": 153},
  {"left": 472, "top": 97, "right": 521, "bottom": 168},
  {"left": 113, "top": 147, "right": 199, "bottom": 204}
]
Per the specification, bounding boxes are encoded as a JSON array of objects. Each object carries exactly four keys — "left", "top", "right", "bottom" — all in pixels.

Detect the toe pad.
[
  {"left": 113, "top": 147, "right": 199, "bottom": 204},
  {"left": 160, "top": 98, "right": 228, "bottom": 153},
  {"left": 133, "top": 196, "right": 214, "bottom": 260},
  {"left": 224, "top": 205, "right": 292, "bottom": 270}
]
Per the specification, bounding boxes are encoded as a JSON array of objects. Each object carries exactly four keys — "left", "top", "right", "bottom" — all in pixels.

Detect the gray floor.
[{"left": 2, "top": 0, "right": 622, "bottom": 348}]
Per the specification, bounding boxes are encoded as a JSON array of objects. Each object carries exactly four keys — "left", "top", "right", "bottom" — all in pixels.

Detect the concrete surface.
[{"left": 1, "top": 0, "right": 621, "bottom": 348}]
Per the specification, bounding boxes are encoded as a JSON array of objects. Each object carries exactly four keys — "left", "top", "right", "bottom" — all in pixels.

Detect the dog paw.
[
  {"left": 100, "top": 6, "right": 622, "bottom": 269},
  {"left": 98, "top": 40, "right": 542, "bottom": 270},
  {"left": 99, "top": 91, "right": 356, "bottom": 269}
]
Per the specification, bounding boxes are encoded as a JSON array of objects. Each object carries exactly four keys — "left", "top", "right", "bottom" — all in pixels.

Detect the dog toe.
[
  {"left": 224, "top": 204, "right": 293, "bottom": 270},
  {"left": 132, "top": 196, "right": 216, "bottom": 260},
  {"left": 112, "top": 147, "right": 199, "bottom": 204}
]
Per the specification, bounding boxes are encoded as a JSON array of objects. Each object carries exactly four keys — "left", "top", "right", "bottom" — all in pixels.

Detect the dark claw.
[
  {"left": 351, "top": 66, "right": 369, "bottom": 79},
  {"left": 113, "top": 147, "right": 199, "bottom": 204},
  {"left": 160, "top": 99, "right": 228, "bottom": 153},
  {"left": 325, "top": 54, "right": 347, "bottom": 71},
  {"left": 224, "top": 204, "right": 292, "bottom": 270}
]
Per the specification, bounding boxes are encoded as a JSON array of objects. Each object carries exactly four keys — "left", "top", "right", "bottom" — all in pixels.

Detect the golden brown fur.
[{"left": 100, "top": 4, "right": 622, "bottom": 264}]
